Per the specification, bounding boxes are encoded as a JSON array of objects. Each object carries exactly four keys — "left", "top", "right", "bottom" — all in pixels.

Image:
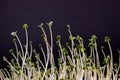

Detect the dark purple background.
[{"left": 0, "top": 0, "right": 120, "bottom": 68}]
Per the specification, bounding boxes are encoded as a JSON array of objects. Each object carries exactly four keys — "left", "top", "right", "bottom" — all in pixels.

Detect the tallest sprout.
[
  {"left": 22, "top": 23, "right": 29, "bottom": 80},
  {"left": 46, "top": 21, "right": 55, "bottom": 73}
]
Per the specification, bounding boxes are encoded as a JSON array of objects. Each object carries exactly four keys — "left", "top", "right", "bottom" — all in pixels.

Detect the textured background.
[{"left": 0, "top": 0, "right": 120, "bottom": 68}]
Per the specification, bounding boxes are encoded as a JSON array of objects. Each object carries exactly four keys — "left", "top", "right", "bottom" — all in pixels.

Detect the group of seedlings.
[{"left": 0, "top": 21, "right": 120, "bottom": 80}]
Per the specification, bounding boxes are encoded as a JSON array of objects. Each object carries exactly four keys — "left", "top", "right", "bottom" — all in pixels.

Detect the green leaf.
[
  {"left": 38, "top": 23, "right": 44, "bottom": 28},
  {"left": 3, "top": 56, "right": 7, "bottom": 61},
  {"left": 9, "top": 49, "right": 14, "bottom": 54},
  {"left": 88, "top": 42, "right": 96, "bottom": 47},
  {"left": 114, "top": 63, "right": 118, "bottom": 69},
  {"left": 104, "top": 36, "right": 111, "bottom": 42},
  {"left": 92, "top": 35, "right": 97, "bottom": 41},
  {"left": 76, "top": 35, "right": 82, "bottom": 41},
  {"left": 11, "top": 31, "right": 17, "bottom": 37},
  {"left": 62, "top": 48, "right": 69, "bottom": 56},
  {"left": 56, "top": 35, "right": 61, "bottom": 41},
  {"left": 26, "top": 57, "right": 31, "bottom": 62},
  {"left": 33, "top": 49, "right": 36, "bottom": 53},
  {"left": 13, "top": 39, "right": 17, "bottom": 43},
  {"left": 35, "top": 54, "right": 40, "bottom": 60},
  {"left": 30, "top": 62, "right": 35, "bottom": 67},
  {"left": 66, "top": 25, "right": 70, "bottom": 31},
  {"left": 23, "top": 24, "right": 28, "bottom": 29},
  {"left": 46, "top": 21, "right": 53, "bottom": 27},
  {"left": 47, "top": 68, "right": 51, "bottom": 75},
  {"left": 65, "top": 42, "right": 69, "bottom": 47},
  {"left": 69, "top": 35, "right": 75, "bottom": 40}
]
